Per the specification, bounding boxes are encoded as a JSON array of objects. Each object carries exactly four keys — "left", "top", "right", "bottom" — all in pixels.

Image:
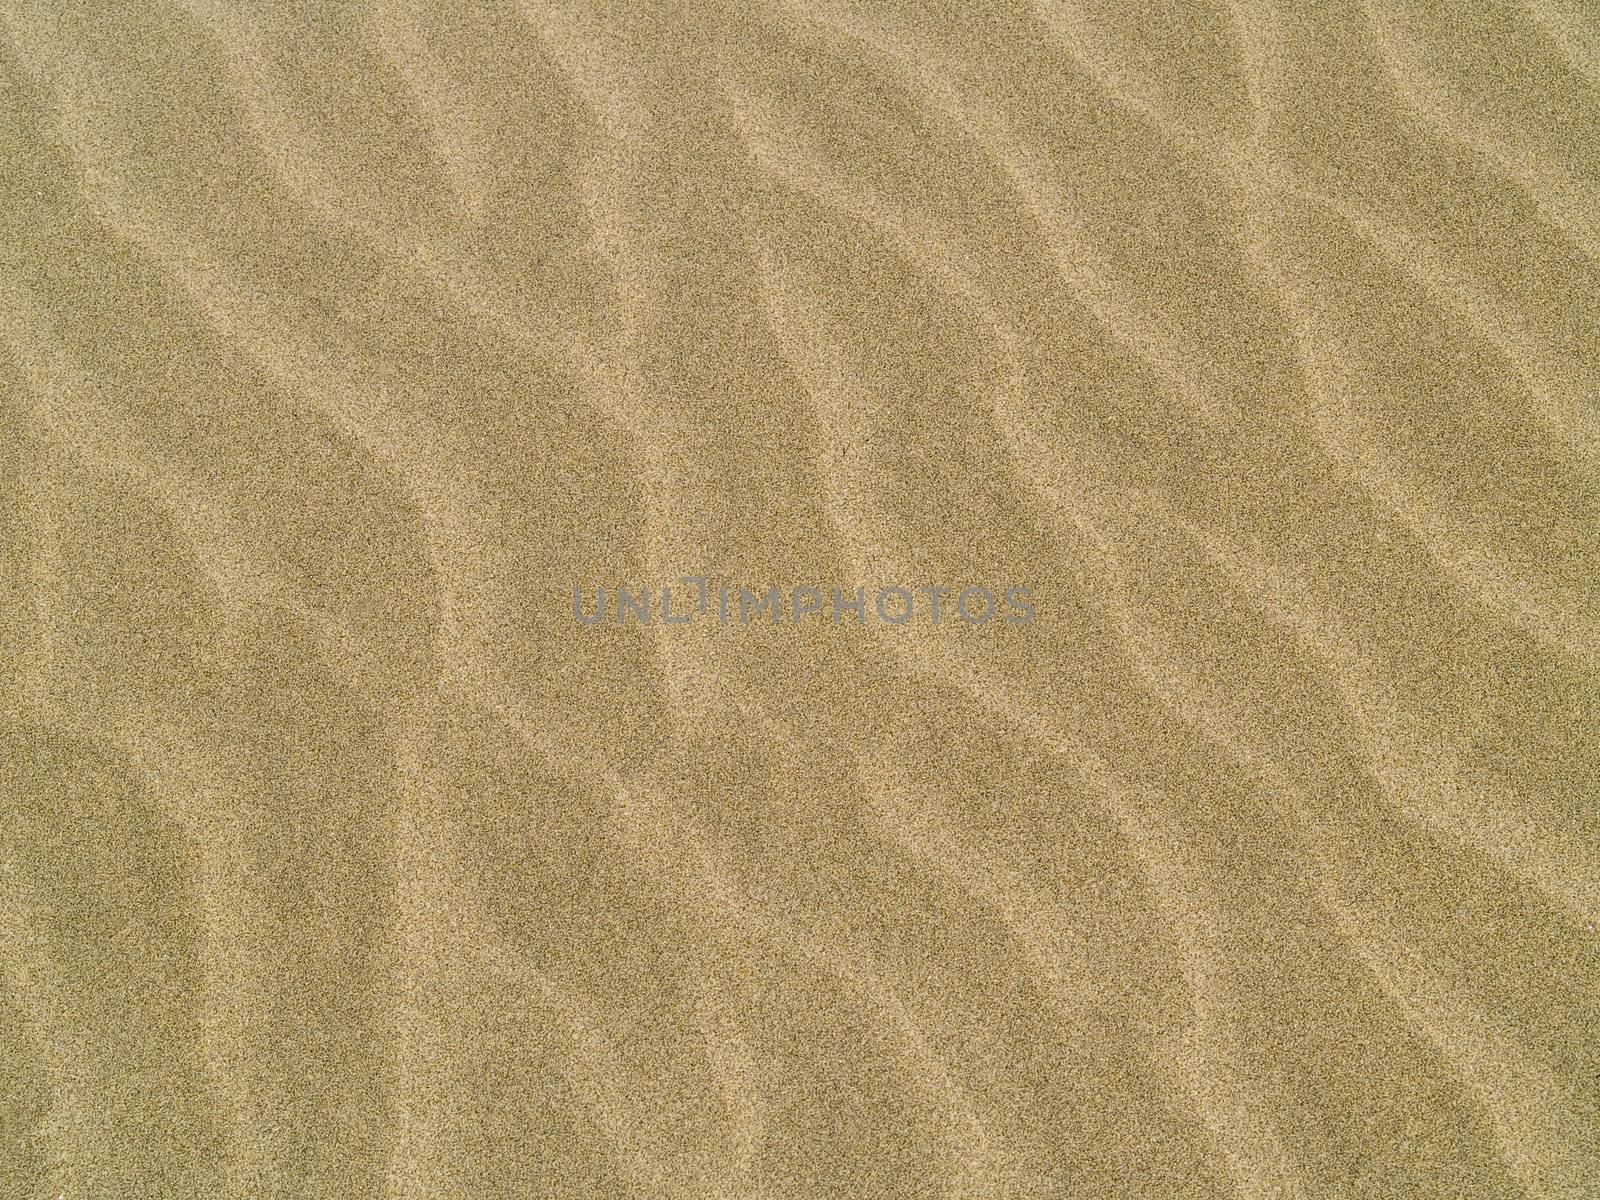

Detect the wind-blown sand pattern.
[{"left": 2, "top": 0, "right": 1598, "bottom": 1196}]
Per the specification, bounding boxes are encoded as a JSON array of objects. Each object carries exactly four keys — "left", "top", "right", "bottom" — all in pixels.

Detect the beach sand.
[{"left": 2, "top": 1, "right": 1597, "bottom": 1196}]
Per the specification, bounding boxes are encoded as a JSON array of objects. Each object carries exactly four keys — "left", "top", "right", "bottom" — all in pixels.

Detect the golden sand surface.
[{"left": 2, "top": 1, "right": 1598, "bottom": 1196}]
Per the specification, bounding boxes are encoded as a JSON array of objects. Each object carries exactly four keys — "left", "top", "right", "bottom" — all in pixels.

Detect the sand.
[{"left": 1, "top": 1, "right": 1597, "bottom": 1196}]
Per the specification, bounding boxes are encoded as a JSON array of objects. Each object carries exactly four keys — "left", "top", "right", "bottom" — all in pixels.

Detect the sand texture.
[{"left": 2, "top": 0, "right": 1598, "bottom": 1197}]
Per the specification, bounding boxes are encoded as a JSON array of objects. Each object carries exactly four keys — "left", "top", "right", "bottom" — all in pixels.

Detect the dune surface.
[{"left": 2, "top": 1, "right": 1598, "bottom": 1197}]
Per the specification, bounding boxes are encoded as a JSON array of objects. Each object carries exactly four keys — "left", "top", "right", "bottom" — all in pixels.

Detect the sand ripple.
[{"left": 2, "top": 0, "right": 1596, "bottom": 1196}]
